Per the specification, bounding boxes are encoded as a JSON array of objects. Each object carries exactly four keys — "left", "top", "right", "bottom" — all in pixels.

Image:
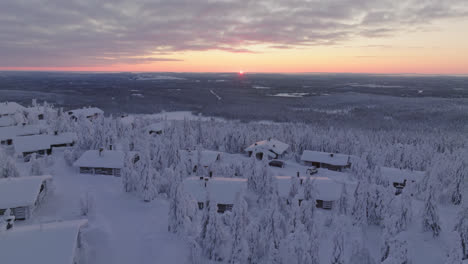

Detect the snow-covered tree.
[
  {"left": 29, "top": 154, "right": 44, "bottom": 176},
  {"left": 227, "top": 193, "right": 249, "bottom": 264},
  {"left": 352, "top": 182, "right": 368, "bottom": 227},
  {"left": 168, "top": 183, "right": 196, "bottom": 235},
  {"left": 335, "top": 183, "right": 350, "bottom": 216},
  {"left": 198, "top": 200, "right": 226, "bottom": 262},
  {"left": 330, "top": 225, "right": 345, "bottom": 264},
  {"left": 422, "top": 186, "right": 441, "bottom": 237},
  {"left": 454, "top": 206, "right": 468, "bottom": 259},
  {"left": 0, "top": 156, "right": 20, "bottom": 178},
  {"left": 381, "top": 236, "right": 410, "bottom": 264}
]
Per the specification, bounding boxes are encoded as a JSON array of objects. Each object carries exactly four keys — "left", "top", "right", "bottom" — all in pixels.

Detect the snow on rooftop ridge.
[
  {"left": 179, "top": 149, "right": 221, "bottom": 166},
  {"left": 14, "top": 132, "right": 77, "bottom": 154},
  {"left": 244, "top": 138, "right": 289, "bottom": 156},
  {"left": 67, "top": 107, "right": 104, "bottom": 117},
  {"left": 73, "top": 149, "right": 127, "bottom": 169},
  {"left": 0, "top": 102, "right": 25, "bottom": 116},
  {"left": 184, "top": 175, "right": 344, "bottom": 203},
  {"left": 0, "top": 124, "right": 42, "bottom": 141},
  {"left": 300, "top": 150, "right": 350, "bottom": 166},
  {"left": 0, "top": 219, "right": 88, "bottom": 264},
  {"left": 380, "top": 166, "right": 425, "bottom": 182},
  {"left": 0, "top": 175, "right": 52, "bottom": 209}
]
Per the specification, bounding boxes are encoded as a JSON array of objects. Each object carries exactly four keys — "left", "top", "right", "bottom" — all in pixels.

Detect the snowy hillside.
[{"left": 0, "top": 101, "right": 467, "bottom": 264}]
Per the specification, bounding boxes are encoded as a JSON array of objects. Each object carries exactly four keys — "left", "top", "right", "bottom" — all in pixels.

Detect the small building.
[
  {"left": 380, "top": 167, "right": 425, "bottom": 195},
  {"left": 14, "top": 132, "right": 77, "bottom": 161},
  {"left": 73, "top": 149, "right": 138, "bottom": 177},
  {"left": 67, "top": 107, "right": 104, "bottom": 121},
  {"left": 0, "top": 175, "right": 52, "bottom": 220},
  {"left": 0, "top": 102, "right": 25, "bottom": 117},
  {"left": 180, "top": 149, "right": 222, "bottom": 173},
  {"left": 147, "top": 123, "right": 164, "bottom": 135},
  {"left": 183, "top": 176, "right": 247, "bottom": 213},
  {"left": 300, "top": 150, "right": 351, "bottom": 171},
  {"left": 0, "top": 124, "right": 42, "bottom": 145},
  {"left": 0, "top": 219, "right": 88, "bottom": 264},
  {"left": 245, "top": 138, "right": 289, "bottom": 160},
  {"left": 183, "top": 175, "right": 344, "bottom": 212}
]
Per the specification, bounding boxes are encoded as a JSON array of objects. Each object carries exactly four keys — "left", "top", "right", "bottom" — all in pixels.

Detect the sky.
[{"left": 1, "top": 0, "right": 467, "bottom": 74}]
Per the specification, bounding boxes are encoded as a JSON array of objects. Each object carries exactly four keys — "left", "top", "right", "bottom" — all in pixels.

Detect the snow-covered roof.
[
  {"left": 147, "top": 123, "right": 164, "bottom": 133},
  {"left": 380, "top": 167, "right": 425, "bottom": 183},
  {"left": 14, "top": 132, "right": 77, "bottom": 154},
  {"left": 0, "top": 219, "right": 87, "bottom": 264},
  {"left": 0, "top": 116, "right": 16, "bottom": 127},
  {"left": 275, "top": 176, "right": 343, "bottom": 201},
  {"left": 245, "top": 139, "right": 289, "bottom": 157},
  {"left": 300, "top": 150, "right": 350, "bottom": 166},
  {"left": 0, "top": 102, "right": 25, "bottom": 116},
  {"left": 183, "top": 175, "right": 343, "bottom": 203},
  {"left": 183, "top": 177, "right": 247, "bottom": 204},
  {"left": 73, "top": 150, "right": 127, "bottom": 169},
  {"left": 0, "top": 175, "right": 52, "bottom": 209},
  {"left": 179, "top": 149, "right": 221, "bottom": 167},
  {"left": 0, "top": 124, "right": 42, "bottom": 141},
  {"left": 67, "top": 107, "right": 103, "bottom": 118}
]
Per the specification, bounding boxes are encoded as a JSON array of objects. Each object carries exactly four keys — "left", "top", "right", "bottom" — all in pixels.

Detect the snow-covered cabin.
[
  {"left": 25, "top": 105, "right": 56, "bottom": 121},
  {"left": 275, "top": 176, "right": 343, "bottom": 209},
  {"left": 0, "top": 124, "right": 42, "bottom": 145},
  {"left": 245, "top": 138, "right": 289, "bottom": 160},
  {"left": 180, "top": 149, "right": 222, "bottom": 173},
  {"left": 0, "top": 175, "right": 52, "bottom": 220},
  {"left": 381, "top": 167, "right": 425, "bottom": 195},
  {"left": 0, "top": 102, "right": 25, "bottom": 117},
  {"left": 147, "top": 123, "right": 164, "bottom": 135},
  {"left": 67, "top": 107, "right": 103, "bottom": 121},
  {"left": 73, "top": 149, "right": 138, "bottom": 176},
  {"left": 183, "top": 175, "right": 344, "bottom": 212},
  {"left": 14, "top": 132, "right": 77, "bottom": 160},
  {"left": 183, "top": 177, "right": 247, "bottom": 213},
  {"left": 300, "top": 150, "right": 352, "bottom": 171},
  {"left": 0, "top": 219, "right": 88, "bottom": 264}
]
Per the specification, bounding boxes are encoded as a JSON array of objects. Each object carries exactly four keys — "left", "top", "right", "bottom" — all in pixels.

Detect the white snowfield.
[
  {"left": 14, "top": 132, "right": 77, "bottom": 154},
  {"left": 183, "top": 175, "right": 345, "bottom": 204},
  {"left": 0, "top": 175, "right": 52, "bottom": 209},
  {"left": 300, "top": 150, "right": 351, "bottom": 166},
  {"left": 380, "top": 166, "right": 425, "bottom": 183},
  {"left": 0, "top": 101, "right": 25, "bottom": 116},
  {"left": 0, "top": 219, "right": 88, "bottom": 264},
  {"left": 0, "top": 124, "right": 42, "bottom": 142},
  {"left": 67, "top": 107, "right": 104, "bottom": 118},
  {"left": 0, "top": 115, "right": 16, "bottom": 127},
  {"left": 245, "top": 138, "right": 289, "bottom": 158},
  {"left": 73, "top": 150, "right": 126, "bottom": 169}
]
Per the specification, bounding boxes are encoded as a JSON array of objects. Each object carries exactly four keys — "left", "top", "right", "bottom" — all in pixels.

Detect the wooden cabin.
[
  {"left": 381, "top": 167, "right": 425, "bottom": 195},
  {"left": 0, "top": 175, "right": 52, "bottom": 220},
  {"left": 74, "top": 148, "right": 138, "bottom": 177},
  {"left": 67, "top": 107, "right": 103, "bottom": 121},
  {"left": 0, "top": 219, "right": 88, "bottom": 264},
  {"left": 245, "top": 138, "right": 289, "bottom": 160},
  {"left": 14, "top": 132, "right": 76, "bottom": 161},
  {"left": 300, "top": 150, "right": 352, "bottom": 171},
  {"left": 0, "top": 124, "right": 42, "bottom": 146}
]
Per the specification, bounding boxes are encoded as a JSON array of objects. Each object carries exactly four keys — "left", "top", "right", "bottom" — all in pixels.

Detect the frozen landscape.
[{"left": 0, "top": 94, "right": 467, "bottom": 264}]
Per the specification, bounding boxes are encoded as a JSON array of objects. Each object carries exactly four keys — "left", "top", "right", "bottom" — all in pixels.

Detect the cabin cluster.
[{"left": 0, "top": 175, "right": 87, "bottom": 264}]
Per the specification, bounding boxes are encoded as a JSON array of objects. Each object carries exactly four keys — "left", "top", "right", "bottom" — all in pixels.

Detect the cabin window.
[
  {"left": 255, "top": 152, "right": 263, "bottom": 160},
  {"left": 114, "top": 169, "right": 121, "bottom": 177},
  {"left": 217, "top": 204, "right": 233, "bottom": 213},
  {"left": 95, "top": 168, "right": 114, "bottom": 176},
  {"left": 38, "top": 114, "right": 44, "bottom": 120},
  {"left": 80, "top": 167, "right": 94, "bottom": 174}
]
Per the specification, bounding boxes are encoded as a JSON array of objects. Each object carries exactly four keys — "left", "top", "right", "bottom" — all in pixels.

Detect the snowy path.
[
  {"left": 31, "top": 154, "right": 190, "bottom": 264},
  {"left": 209, "top": 89, "right": 222, "bottom": 100}
]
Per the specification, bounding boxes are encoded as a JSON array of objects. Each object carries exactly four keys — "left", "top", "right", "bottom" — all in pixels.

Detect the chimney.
[{"left": 99, "top": 148, "right": 104, "bottom": 156}]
